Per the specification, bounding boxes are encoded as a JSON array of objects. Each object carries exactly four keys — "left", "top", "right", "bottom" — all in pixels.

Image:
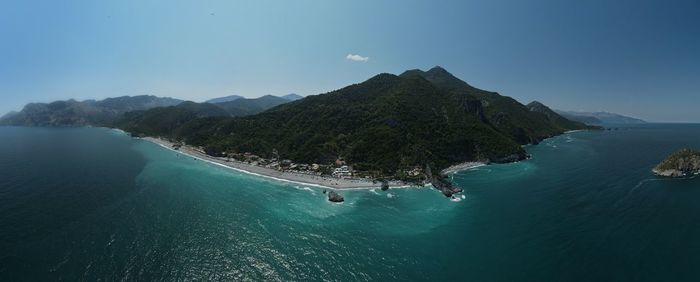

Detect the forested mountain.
[
  {"left": 527, "top": 101, "right": 593, "bottom": 132},
  {"left": 116, "top": 95, "right": 293, "bottom": 130},
  {"left": 90, "top": 95, "right": 183, "bottom": 112},
  {"left": 402, "top": 67, "right": 592, "bottom": 144},
  {"left": 0, "top": 95, "right": 182, "bottom": 126},
  {"left": 173, "top": 101, "right": 232, "bottom": 117},
  {"left": 117, "top": 67, "right": 594, "bottom": 178},
  {"left": 215, "top": 95, "right": 290, "bottom": 116}
]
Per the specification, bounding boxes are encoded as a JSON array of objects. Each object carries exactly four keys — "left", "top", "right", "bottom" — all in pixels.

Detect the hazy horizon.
[
  {"left": 0, "top": 68, "right": 671, "bottom": 124},
  {"left": 1, "top": 0, "right": 698, "bottom": 122}
]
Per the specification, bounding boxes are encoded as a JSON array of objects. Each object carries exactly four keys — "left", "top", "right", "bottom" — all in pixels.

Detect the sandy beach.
[
  {"left": 142, "top": 137, "right": 412, "bottom": 190},
  {"left": 440, "top": 161, "right": 486, "bottom": 175}
]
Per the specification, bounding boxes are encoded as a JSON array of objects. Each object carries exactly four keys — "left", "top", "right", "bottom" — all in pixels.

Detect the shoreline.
[
  {"left": 140, "top": 136, "right": 414, "bottom": 190},
  {"left": 440, "top": 162, "right": 486, "bottom": 175},
  {"left": 118, "top": 127, "right": 589, "bottom": 187}
]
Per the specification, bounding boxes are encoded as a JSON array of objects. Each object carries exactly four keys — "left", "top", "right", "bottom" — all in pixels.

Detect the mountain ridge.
[
  {"left": 0, "top": 95, "right": 183, "bottom": 127},
  {"left": 282, "top": 93, "right": 304, "bottom": 101},
  {"left": 205, "top": 95, "right": 244, "bottom": 103},
  {"left": 555, "top": 110, "right": 646, "bottom": 124}
]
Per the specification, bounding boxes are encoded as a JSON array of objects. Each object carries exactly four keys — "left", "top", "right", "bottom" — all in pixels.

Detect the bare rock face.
[
  {"left": 425, "top": 164, "right": 463, "bottom": 198},
  {"left": 430, "top": 175, "right": 463, "bottom": 197},
  {"left": 653, "top": 149, "right": 700, "bottom": 177},
  {"left": 328, "top": 191, "right": 344, "bottom": 202}
]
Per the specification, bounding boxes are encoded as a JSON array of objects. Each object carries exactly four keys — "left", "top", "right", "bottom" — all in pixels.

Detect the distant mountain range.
[
  {"left": 1, "top": 94, "right": 302, "bottom": 127},
  {"left": 204, "top": 93, "right": 303, "bottom": 104},
  {"left": 116, "top": 66, "right": 595, "bottom": 180},
  {"left": 0, "top": 95, "right": 183, "bottom": 126},
  {"left": 205, "top": 95, "right": 244, "bottom": 103},
  {"left": 214, "top": 95, "right": 292, "bottom": 116},
  {"left": 554, "top": 110, "right": 646, "bottom": 125},
  {"left": 281, "top": 93, "right": 304, "bottom": 101}
]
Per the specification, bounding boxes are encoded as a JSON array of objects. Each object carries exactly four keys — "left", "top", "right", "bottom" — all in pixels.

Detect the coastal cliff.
[{"left": 653, "top": 149, "right": 700, "bottom": 177}]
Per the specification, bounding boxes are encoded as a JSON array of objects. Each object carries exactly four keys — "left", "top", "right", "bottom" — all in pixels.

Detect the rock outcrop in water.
[
  {"left": 425, "top": 164, "right": 463, "bottom": 197},
  {"left": 653, "top": 149, "right": 700, "bottom": 177},
  {"left": 430, "top": 175, "right": 463, "bottom": 197},
  {"left": 328, "top": 191, "right": 344, "bottom": 202},
  {"left": 381, "top": 180, "right": 390, "bottom": 191}
]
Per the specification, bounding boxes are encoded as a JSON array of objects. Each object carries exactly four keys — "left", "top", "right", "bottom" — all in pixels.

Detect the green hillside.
[{"left": 116, "top": 67, "right": 591, "bottom": 179}]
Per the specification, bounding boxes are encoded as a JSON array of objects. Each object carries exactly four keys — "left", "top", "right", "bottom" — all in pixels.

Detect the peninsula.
[{"left": 115, "top": 67, "right": 596, "bottom": 193}]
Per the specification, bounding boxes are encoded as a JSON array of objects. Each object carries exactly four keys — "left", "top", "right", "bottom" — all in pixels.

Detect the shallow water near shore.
[{"left": 2, "top": 124, "right": 700, "bottom": 281}]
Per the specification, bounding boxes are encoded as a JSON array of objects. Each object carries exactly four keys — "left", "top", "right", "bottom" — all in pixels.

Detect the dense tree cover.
[
  {"left": 172, "top": 101, "right": 231, "bottom": 117},
  {"left": 526, "top": 101, "right": 599, "bottom": 133},
  {"left": 116, "top": 67, "right": 593, "bottom": 178},
  {"left": 403, "top": 67, "right": 594, "bottom": 143},
  {"left": 214, "top": 95, "right": 291, "bottom": 117}
]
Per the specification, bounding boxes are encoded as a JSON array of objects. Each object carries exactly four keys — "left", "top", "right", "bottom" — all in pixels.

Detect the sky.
[{"left": 1, "top": 0, "right": 698, "bottom": 122}]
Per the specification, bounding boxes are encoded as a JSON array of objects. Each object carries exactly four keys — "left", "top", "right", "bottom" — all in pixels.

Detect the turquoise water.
[{"left": 1, "top": 125, "right": 700, "bottom": 281}]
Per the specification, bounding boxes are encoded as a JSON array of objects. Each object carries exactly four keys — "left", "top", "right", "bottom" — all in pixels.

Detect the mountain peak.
[
  {"left": 365, "top": 73, "right": 400, "bottom": 84},
  {"left": 427, "top": 65, "right": 448, "bottom": 73},
  {"left": 399, "top": 69, "right": 425, "bottom": 77},
  {"left": 400, "top": 66, "right": 453, "bottom": 78},
  {"left": 282, "top": 93, "right": 304, "bottom": 101},
  {"left": 527, "top": 101, "right": 546, "bottom": 107},
  {"left": 527, "top": 101, "right": 554, "bottom": 113}
]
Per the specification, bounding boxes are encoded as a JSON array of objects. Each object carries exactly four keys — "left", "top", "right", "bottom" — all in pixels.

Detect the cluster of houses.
[
  {"left": 209, "top": 151, "right": 360, "bottom": 178},
  {"left": 332, "top": 165, "right": 352, "bottom": 177}
]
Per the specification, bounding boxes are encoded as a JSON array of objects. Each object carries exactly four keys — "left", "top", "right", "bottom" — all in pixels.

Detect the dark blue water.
[{"left": 1, "top": 124, "right": 699, "bottom": 281}]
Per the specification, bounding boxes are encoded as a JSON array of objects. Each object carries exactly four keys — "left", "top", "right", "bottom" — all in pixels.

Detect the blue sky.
[{"left": 1, "top": 0, "right": 698, "bottom": 122}]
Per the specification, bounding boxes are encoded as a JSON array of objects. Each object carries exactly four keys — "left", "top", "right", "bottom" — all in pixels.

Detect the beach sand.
[
  {"left": 440, "top": 161, "right": 486, "bottom": 175},
  {"left": 142, "top": 137, "right": 412, "bottom": 190}
]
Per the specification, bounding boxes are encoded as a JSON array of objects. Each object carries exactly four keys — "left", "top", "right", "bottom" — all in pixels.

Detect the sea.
[{"left": 1, "top": 124, "right": 700, "bottom": 281}]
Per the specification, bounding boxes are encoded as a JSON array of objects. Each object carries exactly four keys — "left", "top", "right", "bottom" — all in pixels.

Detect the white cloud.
[{"left": 346, "top": 53, "right": 369, "bottom": 62}]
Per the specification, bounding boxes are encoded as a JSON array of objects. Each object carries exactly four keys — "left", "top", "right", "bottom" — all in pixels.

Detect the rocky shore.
[{"left": 653, "top": 148, "right": 700, "bottom": 177}]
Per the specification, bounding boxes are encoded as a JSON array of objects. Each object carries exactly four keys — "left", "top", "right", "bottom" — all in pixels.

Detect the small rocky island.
[
  {"left": 653, "top": 148, "right": 700, "bottom": 177},
  {"left": 327, "top": 191, "right": 345, "bottom": 203}
]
